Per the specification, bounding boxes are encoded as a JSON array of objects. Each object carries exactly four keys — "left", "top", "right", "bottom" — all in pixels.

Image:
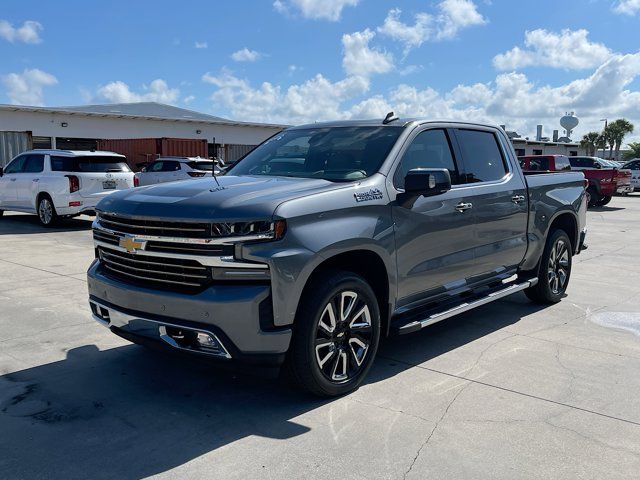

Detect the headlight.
[{"left": 212, "top": 220, "right": 286, "bottom": 241}]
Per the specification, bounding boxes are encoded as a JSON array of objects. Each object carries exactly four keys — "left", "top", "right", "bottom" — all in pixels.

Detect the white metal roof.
[{"left": 0, "top": 102, "right": 287, "bottom": 130}]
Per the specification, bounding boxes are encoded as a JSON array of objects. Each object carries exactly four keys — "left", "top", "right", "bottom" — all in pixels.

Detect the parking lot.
[{"left": 0, "top": 197, "right": 639, "bottom": 479}]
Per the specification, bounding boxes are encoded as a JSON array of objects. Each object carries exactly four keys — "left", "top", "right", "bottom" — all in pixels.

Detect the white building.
[
  {"left": 0, "top": 102, "right": 286, "bottom": 167},
  {"left": 510, "top": 138, "right": 586, "bottom": 157}
]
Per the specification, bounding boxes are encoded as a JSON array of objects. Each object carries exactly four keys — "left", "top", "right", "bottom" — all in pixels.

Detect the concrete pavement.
[{"left": 1, "top": 197, "right": 640, "bottom": 479}]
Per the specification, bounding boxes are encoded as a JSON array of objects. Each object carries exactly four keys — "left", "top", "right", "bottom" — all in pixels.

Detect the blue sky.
[{"left": 2, "top": 0, "right": 640, "bottom": 141}]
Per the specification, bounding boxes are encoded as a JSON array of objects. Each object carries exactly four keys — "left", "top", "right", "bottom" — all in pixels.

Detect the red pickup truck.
[
  {"left": 519, "top": 155, "right": 615, "bottom": 207},
  {"left": 568, "top": 157, "right": 618, "bottom": 206}
]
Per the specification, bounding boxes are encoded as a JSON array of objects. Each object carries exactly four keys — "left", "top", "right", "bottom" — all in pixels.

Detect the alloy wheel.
[
  {"left": 39, "top": 199, "right": 53, "bottom": 225},
  {"left": 547, "top": 239, "right": 570, "bottom": 294},
  {"left": 314, "top": 290, "right": 373, "bottom": 383}
]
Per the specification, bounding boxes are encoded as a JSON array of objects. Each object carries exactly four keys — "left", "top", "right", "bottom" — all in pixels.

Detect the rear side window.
[
  {"left": 51, "top": 156, "right": 131, "bottom": 172},
  {"left": 23, "top": 154, "right": 45, "bottom": 173},
  {"left": 160, "top": 161, "right": 181, "bottom": 172},
  {"left": 555, "top": 156, "right": 571, "bottom": 171},
  {"left": 455, "top": 129, "right": 507, "bottom": 183},
  {"left": 569, "top": 157, "right": 594, "bottom": 168},
  {"left": 187, "top": 161, "right": 216, "bottom": 171},
  {"left": 397, "top": 129, "right": 460, "bottom": 187}
]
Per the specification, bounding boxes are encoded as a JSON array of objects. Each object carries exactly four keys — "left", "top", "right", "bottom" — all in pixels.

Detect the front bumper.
[{"left": 87, "top": 261, "right": 292, "bottom": 365}]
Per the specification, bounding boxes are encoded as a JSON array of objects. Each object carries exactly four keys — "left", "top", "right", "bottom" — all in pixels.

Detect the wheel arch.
[
  {"left": 297, "top": 249, "right": 393, "bottom": 337},
  {"left": 547, "top": 211, "right": 578, "bottom": 254}
]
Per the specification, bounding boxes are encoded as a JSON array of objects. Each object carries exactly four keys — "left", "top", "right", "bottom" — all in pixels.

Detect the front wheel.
[
  {"left": 525, "top": 229, "right": 572, "bottom": 304},
  {"left": 286, "top": 270, "right": 381, "bottom": 397},
  {"left": 37, "top": 196, "right": 58, "bottom": 227},
  {"left": 586, "top": 186, "right": 600, "bottom": 207}
]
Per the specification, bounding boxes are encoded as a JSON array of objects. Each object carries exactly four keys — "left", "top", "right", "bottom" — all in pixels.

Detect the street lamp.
[{"left": 600, "top": 119, "right": 608, "bottom": 158}]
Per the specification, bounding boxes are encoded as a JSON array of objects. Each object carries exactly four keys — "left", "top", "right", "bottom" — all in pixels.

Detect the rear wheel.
[
  {"left": 525, "top": 229, "right": 572, "bottom": 304},
  {"left": 586, "top": 186, "right": 600, "bottom": 207},
  {"left": 286, "top": 270, "right": 381, "bottom": 397},
  {"left": 37, "top": 195, "right": 58, "bottom": 227},
  {"left": 597, "top": 195, "right": 612, "bottom": 206}
]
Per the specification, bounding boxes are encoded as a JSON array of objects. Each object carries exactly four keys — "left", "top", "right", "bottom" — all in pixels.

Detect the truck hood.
[{"left": 96, "top": 175, "right": 347, "bottom": 221}]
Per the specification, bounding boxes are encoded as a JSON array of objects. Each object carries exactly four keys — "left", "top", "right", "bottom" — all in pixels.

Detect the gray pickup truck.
[{"left": 87, "top": 117, "right": 587, "bottom": 396}]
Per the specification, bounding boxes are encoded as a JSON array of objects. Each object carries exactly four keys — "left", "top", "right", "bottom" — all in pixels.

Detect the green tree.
[
  {"left": 608, "top": 119, "right": 634, "bottom": 159},
  {"left": 624, "top": 142, "right": 640, "bottom": 160},
  {"left": 603, "top": 124, "right": 617, "bottom": 159},
  {"left": 580, "top": 131, "right": 601, "bottom": 156}
]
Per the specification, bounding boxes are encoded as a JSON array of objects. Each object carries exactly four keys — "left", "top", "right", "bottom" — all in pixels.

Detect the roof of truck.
[{"left": 288, "top": 118, "right": 502, "bottom": 130}]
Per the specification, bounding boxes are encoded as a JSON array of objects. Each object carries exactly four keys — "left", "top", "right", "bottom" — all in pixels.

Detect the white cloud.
[
  {"left": 203, "top": 68, "right": 369, "bottom": 124},
  {"left": 273, "top": 0, "right": 359, "bottom": 21},
  {"left": 614, "top": 0, "right": 640, "bottom": 15},
  {"left": 194, "top": 41, "right": 208, "bottom": 49},
  {"left": 201, "top": 51, "right": 640, "bottom": 142},
  {"left": 0, "top": 20, "right": 43, "bottom": 44},
  {"left": 378, "top": 1, "right": 486, "bottom": 54},
  {"left": 183, "top": 95, "right": 195, "bottom": 104},
  {"left": 342, "top": 29, "right": 393, "bottom": 77},
  {"left": 494, "top": 29, "right": 612, "bottom": 71},
  {"left": 231, "top": 48, "right": 261, "bottom": 62},
  {"left": 96, "top": 79, "right": 180, "bottom": 104},
  {"left": 1, "top": 68, "right": 57, "bottom": 105}
]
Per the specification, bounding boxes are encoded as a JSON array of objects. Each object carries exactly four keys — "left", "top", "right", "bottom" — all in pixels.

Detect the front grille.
[
  {"left": 98, "top": 213, "right": 211, "bottom": 238},
  {"left": 99, "top": 247, "right": 211, "bottom": 290},
  {"left": 92, "top": 229, "right": 234, "bottom": 257}
]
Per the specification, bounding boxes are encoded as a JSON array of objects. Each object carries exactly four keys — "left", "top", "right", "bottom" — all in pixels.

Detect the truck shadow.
[
  {"left": 0, "top": 213, "right": 94, "bottom": 234},
  {"left": 0, "top": 294, "right": 545, "bottom": 479}
]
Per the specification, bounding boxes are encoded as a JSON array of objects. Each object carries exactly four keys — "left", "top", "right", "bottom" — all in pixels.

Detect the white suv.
[
  {"left": 0, "top": 150, "right": 134, "bottom": 226},
  {"left": 135, "top": 157, "right": 221, "bottom": 186}
]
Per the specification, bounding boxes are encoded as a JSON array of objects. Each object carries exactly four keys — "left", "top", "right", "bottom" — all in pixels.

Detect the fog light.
[
  {"left": 196, "top": 332, "right": 218, "bottom": 348},
  {"left": 69, "top": 201, "right": 82, "bottom": 207}
]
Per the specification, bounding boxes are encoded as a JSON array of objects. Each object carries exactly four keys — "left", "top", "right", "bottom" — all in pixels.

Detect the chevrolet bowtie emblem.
[{"left": 119, "top": 236, "right": 146, "bottom": 254}]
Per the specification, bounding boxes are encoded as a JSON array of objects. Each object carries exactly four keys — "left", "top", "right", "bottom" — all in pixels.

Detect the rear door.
[
  {"left": 451, "top": 127, "right": 528, "bottom": 279},
  {"left": 157, "top": 160, "right": 181, "bottom": 183},
  {"left": 625, "top": 160, "right": 640, "bottom": 189},
  {"left": 15, "top": 154, "right": 45, "bottom": 209},
  {"left": 392, "top": 127, "right": 477, "bottom": 308}
]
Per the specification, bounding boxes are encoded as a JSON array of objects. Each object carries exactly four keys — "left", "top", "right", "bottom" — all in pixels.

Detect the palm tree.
[
  {"left": 624, "top": 142, "right": 640, "bottom": 160},
  {"left": 609, "top": 119, "right": 635, "bottom": 159},
  {"left": 580, "top": 132, "right": 600, "bottom": 156},
  {"left": 603, "top": 124, "right": 617, "bottom": 159}
]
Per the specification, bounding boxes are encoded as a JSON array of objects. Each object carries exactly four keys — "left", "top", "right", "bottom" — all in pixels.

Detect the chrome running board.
[{"left": 395, "top": 278, "right": 538, "bottom": 335}]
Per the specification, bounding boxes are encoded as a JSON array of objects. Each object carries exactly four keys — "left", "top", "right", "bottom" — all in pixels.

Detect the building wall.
[
  {"left": 511, "top": 140, "right": 587, "bottom": 157},
  {"left": 0, "top": 110, "right": 283, "bottom": 148}
]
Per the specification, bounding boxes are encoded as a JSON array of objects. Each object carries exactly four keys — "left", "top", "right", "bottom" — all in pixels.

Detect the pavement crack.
[{"left": 403, "top": 382, "right": 469, "bottom": 479}]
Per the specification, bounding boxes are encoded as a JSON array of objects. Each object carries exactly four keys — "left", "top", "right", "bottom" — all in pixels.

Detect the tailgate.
[{"left": 78, "top": 172, "right": 134, "bottom": 198}]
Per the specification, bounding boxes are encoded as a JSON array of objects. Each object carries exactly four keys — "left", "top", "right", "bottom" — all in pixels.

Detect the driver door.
[
  {"left": 0, "top": 155, "right": 27, "bottom": 207},
  {"left": 391, "top": 128, "right": 477, "bottom": 309}
]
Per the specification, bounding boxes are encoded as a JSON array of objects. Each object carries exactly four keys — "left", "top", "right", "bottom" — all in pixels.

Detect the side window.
[
  {"left": 23, "top": 155, "right": 44, "bottom": 173},
  {"left": 555, "top": 156, "right": 571, "bottom": 171},
  {"left": 455, "top": 129, "right": 507, "bottom": 183},
  {"left": 628, "top": 161, "right": 640, "bottom": 170},
  {"left": 148, "top": 161, "right": 163, "bottom": 172},
  {"left": 529, "top": 157, "right": 549, "bottom": 171},
  {"left": 161, "top": 161, "right": 180, "bottom": 172},
  {"left": 397, "top": 129, "right": 459, "bottom": 188},
  {"left": 4, "top": 155, "right": 27, "bottom": 174}
]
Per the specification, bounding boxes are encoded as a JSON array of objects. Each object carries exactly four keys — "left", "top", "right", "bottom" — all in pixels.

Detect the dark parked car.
[{"left": 88, "top": 118, "right": 588, "bottom": 397}]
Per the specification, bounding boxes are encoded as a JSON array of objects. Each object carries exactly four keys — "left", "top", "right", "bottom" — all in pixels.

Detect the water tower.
[{"left": 559, "top": 112, "right": 579, "bottom": 142}]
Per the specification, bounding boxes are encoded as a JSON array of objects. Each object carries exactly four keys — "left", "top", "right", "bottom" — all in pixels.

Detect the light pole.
[{"left": 600, "top": 118, "right": 608, "bottom": 158}]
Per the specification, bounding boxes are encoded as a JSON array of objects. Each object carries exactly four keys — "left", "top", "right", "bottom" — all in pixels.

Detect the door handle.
[
  {"left": 32, "top": 178, "right": 39, "bottom": 182},
  {"left": 511, "top": 194, "right": 526, "bottom": 204},
  {"left": 455, "top": 202, "right": 473, "bottom": 212}
]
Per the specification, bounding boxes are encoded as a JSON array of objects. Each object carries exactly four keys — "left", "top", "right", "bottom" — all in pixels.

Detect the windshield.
[
  {"left": 228, "top": 126, "right": 404, "bottom": 181},
  {"left": 51, "top": 155, "right": 131, "bottom": 173}
]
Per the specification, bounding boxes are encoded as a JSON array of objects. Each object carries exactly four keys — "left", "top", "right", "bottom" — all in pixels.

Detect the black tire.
[
  {"left": 598, "top": 195, "right": 612, "bottom": 206},
  {"left": 525, "top": 229, "right": 572, "bottom": 304},
  {"left": 586, "top": 186, "right": 600, "bottom": 207},
  {"left": 37, "top": 195, "right": 58, "bottom": 227},
  {"left": 0, "top": 210, "right": 4, "bottom": 218},
  {"left": 286, "top": 270, "right": 381, "bottom": 397}
]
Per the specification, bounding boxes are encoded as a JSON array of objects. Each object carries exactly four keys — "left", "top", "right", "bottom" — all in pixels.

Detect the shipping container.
[
  {"left": 97, "top": 138, "right": 208, "bottom": 170},
  {"left": 0, "top": 131, "right": 32, "bottom": 168},
  {"left": 222, "top": 144, "right": 257, "bottom": 164}
]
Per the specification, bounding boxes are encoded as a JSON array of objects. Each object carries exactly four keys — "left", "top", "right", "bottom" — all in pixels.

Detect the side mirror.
[
  {"left": 594, "top": 162, "right": 602, "bottom": 169},
  {"left": 141, "top": 167, "right": 147, "bottom": 172},
  {"left": 404, "top": 168, "right": 451, "bottom": 197}
]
